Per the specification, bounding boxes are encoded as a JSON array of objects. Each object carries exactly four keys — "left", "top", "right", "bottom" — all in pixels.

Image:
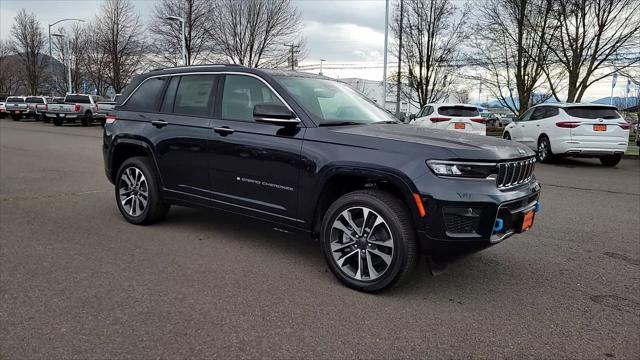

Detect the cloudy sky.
[{"left": 0, "top": 0, "right": 631, "bottom": 101}]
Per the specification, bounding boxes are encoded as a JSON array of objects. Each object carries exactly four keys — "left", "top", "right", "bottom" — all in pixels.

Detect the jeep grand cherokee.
[{"left": 103, "top": 65, "right": 541, "bottom": 292}]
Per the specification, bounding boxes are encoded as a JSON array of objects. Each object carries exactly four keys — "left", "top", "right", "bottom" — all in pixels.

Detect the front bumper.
[{"left": 412, "top": 170, "right": 541, "bottom": 256}]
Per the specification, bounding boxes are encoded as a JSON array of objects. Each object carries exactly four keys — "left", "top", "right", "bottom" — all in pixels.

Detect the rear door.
[
  {"left": 564, "top": 106, "right": 628, "bottom": 142},
  {"left": 207, "top": 74, "right": 304, "bottom": 225},
  {"left": 148, "top": 74, "right": 217, "bottom": 204}
]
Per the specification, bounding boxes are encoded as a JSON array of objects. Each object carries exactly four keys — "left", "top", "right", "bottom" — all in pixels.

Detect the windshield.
[
  {"left": 564, "top": 106, "right": 621, "bottom": 120},
  {"left": 274, "top": 76, "right": 398, "bottom": 125},
  {"left": 438, "top": 106, "right": 479, "bottom": 117}
]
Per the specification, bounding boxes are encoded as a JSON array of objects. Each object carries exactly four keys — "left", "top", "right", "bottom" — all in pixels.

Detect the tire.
[
  {"left": 81, "top": 112, "right": 93, "bottom": 126},
  {"left": 53, "top": 118, "right": 63, "bottom": 126},
  {"left": 43, "top": 116, "right": 51, "bottom": 124},
  {"left": 320, "top": 190, "right": 418, "bottom": 292},
  {"left": 503, "top": 132, "right": 511, "bottom": 140},
  {"left": 537, "top": 136, "right": 553, "bottom": 163},
  {"left": 115, "top": 156, "right": 170, "bottom": 225},
  {"left": 600, "top": 154, "right": 622, "bottom": 167}
]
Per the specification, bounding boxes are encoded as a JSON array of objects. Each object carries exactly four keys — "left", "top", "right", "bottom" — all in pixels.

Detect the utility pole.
[
  {"left": 395, "top": 0, "right": 404, "bottom": 117},
  {"left": 286, "top": 44, "right": 299, "bottom": 70},
  {"left": 382, "top": 0, "right": 390, "bottom": 110}
]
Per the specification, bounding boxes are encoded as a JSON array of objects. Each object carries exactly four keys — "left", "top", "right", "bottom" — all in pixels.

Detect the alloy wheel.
[
  {"left": 538, "top": 139, "right": 548, "bottom": 161},
  {"left": 118, "top": 166, "right": 149, "bottom": 217},
  {"left": 329, "top": 207, "right": 394, "bottom": 281}
]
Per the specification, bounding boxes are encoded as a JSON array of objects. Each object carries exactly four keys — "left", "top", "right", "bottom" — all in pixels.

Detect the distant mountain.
[{"left": 591, "top": 96, "right": 638, "bottom": 107}]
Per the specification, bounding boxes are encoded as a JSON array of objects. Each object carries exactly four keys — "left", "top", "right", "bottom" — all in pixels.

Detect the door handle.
[
  {"left": 151, "top": 120, "right": 168, "bottom": 128},
  {"left": 214, "top": 126, "right": 235, "bottom": 136}
]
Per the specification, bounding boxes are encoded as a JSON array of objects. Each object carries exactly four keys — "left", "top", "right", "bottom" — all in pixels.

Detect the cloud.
[{"left": 303, "top": 21, "right": 385, "bottom": 62}]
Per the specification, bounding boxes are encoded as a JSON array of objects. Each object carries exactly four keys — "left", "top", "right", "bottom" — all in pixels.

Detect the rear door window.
[
  {"left": 173, "top": 75, "right": 216, "bottom": 117},
  {"left": 564, "top": 106, "right": 620, "bottom": 120},
  {"left": 124, "top": 77, "right": 167, "bottom": 112},
  {"left": 437, "top": 106, "right": 479, "bottom": 117}
]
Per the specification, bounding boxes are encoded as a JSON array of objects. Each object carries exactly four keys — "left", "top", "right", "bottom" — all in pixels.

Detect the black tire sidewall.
[
  {"left": 321, "top": 191, "right": 411, "bottom": 292},
  {"left": 114, "top": 157, "right": 162, "bottom": 225}
]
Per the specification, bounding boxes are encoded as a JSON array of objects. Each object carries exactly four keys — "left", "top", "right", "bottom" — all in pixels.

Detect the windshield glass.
[
  {"left": 438, "top": 106, "right": 479, "bottom": 117},
  {"left": 564, "top": 106, "right": 621, "bottom": 120},
  {"left": 274, "top": 76, "right": 397, "bottom": 125}
]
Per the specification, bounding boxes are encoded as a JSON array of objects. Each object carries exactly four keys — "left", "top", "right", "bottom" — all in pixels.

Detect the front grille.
[{"left": 496, "top": 158, "right": 535, "bottom": 188}]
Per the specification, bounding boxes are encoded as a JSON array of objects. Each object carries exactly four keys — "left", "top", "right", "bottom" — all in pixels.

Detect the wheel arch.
[
  {"left": 309, "top": 166, "right": 423, "bottom": 240},
  {"left": 109, "top": 138, "right": 163, "bottom": 187}
]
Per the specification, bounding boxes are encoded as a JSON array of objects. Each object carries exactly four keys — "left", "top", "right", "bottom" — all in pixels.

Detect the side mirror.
[{"left": 253, "top": 104, "right": 300, "bottom": 126}]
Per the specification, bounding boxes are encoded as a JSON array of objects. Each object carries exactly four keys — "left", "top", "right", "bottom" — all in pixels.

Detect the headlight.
[{"left": 426, "top": 160, "right": 497, "bottom": 179}]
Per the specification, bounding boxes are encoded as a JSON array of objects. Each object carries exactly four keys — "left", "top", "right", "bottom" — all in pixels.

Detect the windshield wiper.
[{"left": 319, "top": 121, "right": 363, "bottom": 127}]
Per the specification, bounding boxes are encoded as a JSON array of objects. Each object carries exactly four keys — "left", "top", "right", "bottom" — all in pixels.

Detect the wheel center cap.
[{"left": 357, "top": 238, "right": 368, "bottom": 250}]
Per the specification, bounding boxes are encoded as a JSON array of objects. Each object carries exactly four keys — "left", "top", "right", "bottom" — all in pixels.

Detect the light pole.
[
  {"left": 48, "top": 18, "right": 84, "bottom": 95},
  {"left": 51, "top": 33, "right": 72, "bottom": 94},
  {"left": 319, "top": 59, "right": 326, "bottom": 76},
  {"left": 166, "top": 16, "right": 187, "bottom": 65},
  {"left": 382, "top": 0, "right": 390, "bottom": 110}
]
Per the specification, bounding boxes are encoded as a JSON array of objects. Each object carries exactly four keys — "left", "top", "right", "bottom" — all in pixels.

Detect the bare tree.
[
  {"left": 207, "top": 0, "right": 304, "bottom": 68},
  {"left": 52, "top": 23, "right": 86, "bottom": 94},
  {"left": 80, "top": 23, "right": 111, "bottom": 96},
  {"left": 453, "top": 88, "right": 470, "bottom": 103},
  {"left": 392, "top": 0, "right": 469, "bottom": 107},
  {"left": 0, "top": 40, "right": 22, "bottom": 94},
  {"left": 151, "top": 0, "right": 213, "bottom": 66},
  {"left": 11, "top": 9, "right": 48, "bottom": 95},
  {"left": 543, "top": 0, "right": 640, "bottom": 102},
  {"left": 95, "top": 0, "right": 146, "bottom": 92},
  {"left": 470, "top": 0, "right": 555, "bottom": 116}
]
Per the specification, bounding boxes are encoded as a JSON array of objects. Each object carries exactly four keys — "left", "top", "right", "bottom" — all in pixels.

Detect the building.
[{"left": 339, "top": 78, "right": 421, "bottom": 117}]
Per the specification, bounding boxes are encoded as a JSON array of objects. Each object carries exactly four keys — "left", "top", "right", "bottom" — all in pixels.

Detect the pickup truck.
[
  {"left": 45, "top": 94, "right": 105, "bottom": 126},
  {"left": 0, "top": 95, "right": 7, "bottom": 118},
  {"left": 95, "top": 95, "right": 121, "bottom": 125},
  {"left": 25, "top": 96, "right": 50, "bottom": 121},
  {"left": 5, "top": 97, "right": 28, "bottom": 121}
]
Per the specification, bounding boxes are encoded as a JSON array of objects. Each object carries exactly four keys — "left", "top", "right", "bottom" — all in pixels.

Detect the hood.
[{"left": 329, "top": 123, "right": 535, "bottom": 160}]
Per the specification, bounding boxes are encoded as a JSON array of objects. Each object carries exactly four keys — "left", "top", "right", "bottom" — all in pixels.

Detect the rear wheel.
[
  {"left": 321, "top": 190, "right": 417, "bottom": 292},
  {"left": 81, "top": 112, "right": 93, "bottom": 126},
  {"left": 537, "top": 136, "right": 553, "bottom": 163},
  {"left": 503, "top": 132, "right": 511, "bottom": 140},
  {"left": 115, "top": 157, "right": 170, "bottom": 225},
  {"left": 600, "top": 154, "right": 622, "bottom": 167}
]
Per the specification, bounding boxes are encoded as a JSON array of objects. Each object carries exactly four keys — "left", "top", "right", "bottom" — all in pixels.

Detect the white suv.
[
  {"left": 503, "top": 103, "right": 630, "bottom": 166},
  {"left": 412, "top": 103, "right": 486, "bottom": 135}
]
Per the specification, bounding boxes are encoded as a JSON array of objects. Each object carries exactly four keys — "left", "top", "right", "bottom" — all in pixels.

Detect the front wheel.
[
  {"left": 600, "top": 154, "right": 622, "bottom": 167},
  {"left": 115, "top": 157, "right": 170, "bottom": 225},
  {"left": 537, "top": 136, "right": 553, "bottom": 163},
  {"left": 321, "top": 190, "right": 417, "bottom": 292}
]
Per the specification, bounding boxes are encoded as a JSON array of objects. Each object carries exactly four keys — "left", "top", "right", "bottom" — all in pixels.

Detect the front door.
[{"left": 208, "top": 74, "right": 305, "bottom": 226}]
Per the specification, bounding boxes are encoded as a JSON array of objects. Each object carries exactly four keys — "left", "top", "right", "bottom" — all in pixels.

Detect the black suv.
[{"left": 103, "top": 65, "right": 541, "bottom": 292}]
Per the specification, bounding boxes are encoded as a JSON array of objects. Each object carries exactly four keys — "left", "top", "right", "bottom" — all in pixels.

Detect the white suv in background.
[
  {"left": 412, "top": 103, "right": 486, "bottom": 135},
  {"left": 503, "top": 103, "right": 630, "bottom": 166}
]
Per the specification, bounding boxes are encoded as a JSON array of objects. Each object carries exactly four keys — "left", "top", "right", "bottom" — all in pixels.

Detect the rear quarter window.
[
  {"left": 564, "top": 107, "right": 620, "bottom": 119},
  {"left": 438, "top": 106, "right": 479, "bottom": 117},
  {"left": 123, "top": 77, "right": 167, "bottom": 112}
]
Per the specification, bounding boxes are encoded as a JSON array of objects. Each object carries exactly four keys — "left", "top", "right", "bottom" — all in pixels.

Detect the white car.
[
  {"left": 503, "top": 103, "right": 630, "bottom": 166},
  {"left": 412, "top": 103, "right": 486, "bottom": 135}
]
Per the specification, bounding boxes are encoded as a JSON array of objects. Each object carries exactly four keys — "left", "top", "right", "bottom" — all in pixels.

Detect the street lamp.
[
  {"left": 319, "top": 59, "right": 326, "bottom": 76},
  {"left": 51, "top": 33, "right": 73, "bottom": 94},
  {"left": 48, "top": 18, "right": 84, "bottom": 95},
  {"left": 165, "top": 16, "right": 187, "bottom": 66}
]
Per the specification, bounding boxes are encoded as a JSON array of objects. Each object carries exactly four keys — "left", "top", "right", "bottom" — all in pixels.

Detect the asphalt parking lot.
[{"left": 1, "top": 118, "right": 638, "bottom": 359}]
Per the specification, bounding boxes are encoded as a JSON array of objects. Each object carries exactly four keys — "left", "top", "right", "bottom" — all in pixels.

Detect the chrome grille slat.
[{"left": 496, "top": 157, "right": 536, "bottom": 189}]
